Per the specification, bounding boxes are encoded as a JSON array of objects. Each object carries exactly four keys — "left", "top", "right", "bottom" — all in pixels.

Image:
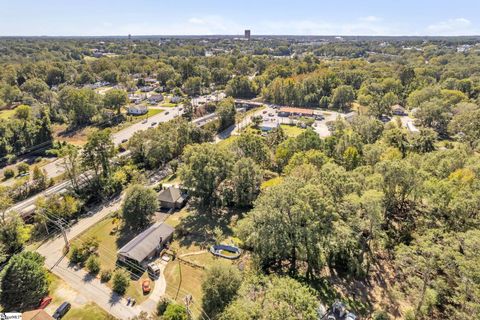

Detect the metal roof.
[{"left": 117, "top": 222, "right": 174, "bottom": 263}]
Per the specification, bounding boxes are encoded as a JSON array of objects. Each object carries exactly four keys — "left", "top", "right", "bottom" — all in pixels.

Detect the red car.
[
  {"left": 39, "top": 296, "right": 52, "bottom": 309},
  {"left": 142, "top": 279, "right": 151, "bottom": 294}
]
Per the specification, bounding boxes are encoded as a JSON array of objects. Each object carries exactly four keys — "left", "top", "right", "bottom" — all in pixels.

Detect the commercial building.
[
  {"left": 245, "top": 29, "right": 251, "bottom": 40},
  {"left": 278, "top": 107, "right": 314, "bottom": 117}
]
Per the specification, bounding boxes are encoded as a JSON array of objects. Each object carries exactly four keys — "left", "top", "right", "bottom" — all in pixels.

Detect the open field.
[
  {"left": 280, "top": 124, "right": 306, "bottom": 137},
  {"left": 163, "top": 207, "right": 244, "bottom": 317}
]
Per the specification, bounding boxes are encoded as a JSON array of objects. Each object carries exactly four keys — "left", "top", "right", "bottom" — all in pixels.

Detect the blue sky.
[{"left": 2, "top": 0, "right": 480, "bottom": 36}]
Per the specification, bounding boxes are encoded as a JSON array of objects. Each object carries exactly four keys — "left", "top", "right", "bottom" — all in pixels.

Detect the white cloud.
[
  {"left": 426, "top": 18, "right": 473, "bottom": 35},
  {"left": 359, "top": 16, "right": 382, "bottom": 22}
]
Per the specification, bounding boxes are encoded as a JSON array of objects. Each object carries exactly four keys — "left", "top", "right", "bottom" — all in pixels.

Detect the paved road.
[
  {"left": 36, "top": 197, "right": 143, "bottom": 319},
  {"left": 36, "top": 193, "right": 168, "bottom": 318},
  {"left": 40, "top": 106, "right": 184, "bottom": 180},
  {"left": 8, "top": 107, "right": 227, "bottom": 219}
]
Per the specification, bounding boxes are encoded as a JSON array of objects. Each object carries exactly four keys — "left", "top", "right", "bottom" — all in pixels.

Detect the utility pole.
[{"left": 53, "top": 219, "right": 69, "bottom": 253}]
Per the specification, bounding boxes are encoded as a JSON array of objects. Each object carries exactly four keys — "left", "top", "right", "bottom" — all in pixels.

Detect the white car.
[{"left": 147, "top": 262, "right": 161, "bottom": 278}]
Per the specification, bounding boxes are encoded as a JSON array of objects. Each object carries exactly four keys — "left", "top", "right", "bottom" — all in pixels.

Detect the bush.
[
  {"left": 3, "top": 168, "right": 14, "bottom": 180},
  {"left": 100, "top": 269, "right": 112, "bottom": 283},
  {"left": 112, "top": 269, "right": 130, "bottom": 295},
  {"left": 157, "top": 297, "right": 171, "bottom": 316},
  {"left": 16, "top": 162, "right": 29, "bottom": 174},
  {"left": 373, "top": 310, "right": 390, "bottom": 320},
  {"left": 69, "top": 245, "right": 86, "bottom": 264},
  {"left": 86, "top": 255, "right": 100, "bottom": 275},
  {"left": 163, "top": 303, "right": 188, "bottom": 320}
]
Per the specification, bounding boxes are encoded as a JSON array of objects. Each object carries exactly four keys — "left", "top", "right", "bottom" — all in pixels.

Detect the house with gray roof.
[
  {"left": 158, "top": 186, "right": 187, "bottom": 209},
  {"left": 117, "top": 222, "right": 174, "bottom": 266}
]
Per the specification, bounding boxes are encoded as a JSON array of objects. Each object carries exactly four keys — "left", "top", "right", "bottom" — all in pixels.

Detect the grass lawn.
[
  {"left": 280, "top": 124, "right": 305, "bottom": 137},
  {"left": 217, "top": 135, "right": 238, "bottom": 150},
  {"left": 52, "top": 124, "right": 97, "bottom": 146},
  {"left": 0, "top": 109, "right": 15, "bottom": 119},
  {"left": 160, "top": 102, "right": 177, "bottom": 108},
  {"left": 161, "top": 173, "right": 182, "bottom": 186},
  {"left": 163, "top": 207, "right": 242, "bottom": 317},
  {"left": 70, "top": 217, "right": 153, "bottom": 303},
  {"left": 63, "top": 303, "right": 116, "bottom": 320},
  {"left": 261, "top": 176, "right": 283, "bottom": 190}
]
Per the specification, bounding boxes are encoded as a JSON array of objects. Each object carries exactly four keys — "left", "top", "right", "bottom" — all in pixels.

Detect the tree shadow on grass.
[
  {"left": 109, "top": 292, "right": 122, "bottom": 306},
  {"left": 175, "top": 203, "right": 246, "bottom": 248}
]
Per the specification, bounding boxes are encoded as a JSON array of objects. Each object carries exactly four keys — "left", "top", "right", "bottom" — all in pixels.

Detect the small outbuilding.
[
  {"left": 158, "top": 186, "right": 187, "bottom": 209},
  {"left": 117, "top": 222, "right": 174, "bottom": 266}
]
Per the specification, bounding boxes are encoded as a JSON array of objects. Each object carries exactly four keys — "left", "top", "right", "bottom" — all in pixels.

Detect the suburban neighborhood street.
[{"left": 36, "top": 195, "right": 167, "bottom": 319}]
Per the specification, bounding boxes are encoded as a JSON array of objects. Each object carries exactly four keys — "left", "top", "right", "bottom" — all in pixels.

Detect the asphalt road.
[{"left": 40, "top": 106, "right": 184, "bottom": 180}]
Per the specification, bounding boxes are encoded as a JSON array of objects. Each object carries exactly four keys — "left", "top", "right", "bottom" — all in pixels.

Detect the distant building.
[
  {"left": 127, "top": 105, "right": 148, "bottom": 115},
  {"left": 171, "top": 96, "right": 182, "bottom": 103},
  {"left": 245, "top": 29, "right": 251, "bottom": 40},
  {"left": 148, "top": 94, "right": 164, "bottom": 104},
  {"left": 278, "top": 107, "right": 314, "bottom": 117},
  {"left": 117, "top": 222, "right": 174, "bottom": 266},
  {"left": 260, "top": 121, "right": 279, "bottom": 132}
]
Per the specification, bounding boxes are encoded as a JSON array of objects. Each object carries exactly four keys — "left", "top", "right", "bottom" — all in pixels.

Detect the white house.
[{"left": 127, "top": 105, "right": 148, "bottom": 115}]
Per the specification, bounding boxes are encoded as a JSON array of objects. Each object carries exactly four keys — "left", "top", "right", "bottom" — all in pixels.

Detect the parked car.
[
  {"left": 142, "top": 279, "right": 151, "bottom": 294},
  {"left": 147, "top": 262, "right": 161, "bottom": 278},
  {"left": 53, "top": 302, "right": 71, "bottom": 319},
  {"left": 165, "top": 111, "right": 170, "bottom": 115},
  {"left": 151, "top": 122, "right": 157, "bottom": 126},
  {"left": 38, "top": 296, "right": 52, "bottom": 309},
  {"left": 121, "top": 139, "right": 128, "bottom": 144}
]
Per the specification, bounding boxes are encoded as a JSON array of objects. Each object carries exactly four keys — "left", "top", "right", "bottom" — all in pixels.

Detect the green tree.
[
  {"left": 112, "top": 269, "right": 130, "bottom": 295},
  {"left": 231, "top": 158, "right": 262, "bottom": 208},
  {"left": 216, "top": 97, "right": 236, "bottom": 131},
  {"left": 225, "top": 76, "right": 257, "bottom": 99},
  {"left": 220, "top": 275, "right": 318, "bottom": 320},
  {"left": 86, "top": 255, "right": 100, "bottom": 275},
  {"left": 202, "top": 264, "right": 242, "bottom": 317},
  {"left": 0, "top": 215, "right": 31, "bottom": 255},
  {"left": 163, "top": 303, "right": 188, "bottom": 320},
  {"left": 331, "top": 85, "right": 355, "bottom": 110},
  {"left": 82, "top": 129, "right": 116, "bottom": 182},
  {"left": 14, "top": 104, "right": 31, "bottom": 120},
  {"left": 184, "top": 76, "right": 202, "bottom": 96},
  {"left": 122, "top": 184, "right": 158, "bottom": 230},
  {"left": 180, "top": 143, "right": 233, "bottom": 208},
  {"left": 231, "top": 132, "right": 270, "bottom": 166},
  {"left": 0, "top": 251, "right": 49, "bottom": 311},
  {"left": 103, "top": 89, "right": 128, "bottom": 114}
]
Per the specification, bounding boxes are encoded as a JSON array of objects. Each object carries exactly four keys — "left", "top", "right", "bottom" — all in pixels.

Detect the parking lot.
[{"left": 257, "top": 105, "right": 346, "bottom": 138}]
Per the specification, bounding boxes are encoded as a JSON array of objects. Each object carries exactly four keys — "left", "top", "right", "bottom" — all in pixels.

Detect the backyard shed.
[{"left": 117, "top": 222, "right": 174, "bottom": 266}]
